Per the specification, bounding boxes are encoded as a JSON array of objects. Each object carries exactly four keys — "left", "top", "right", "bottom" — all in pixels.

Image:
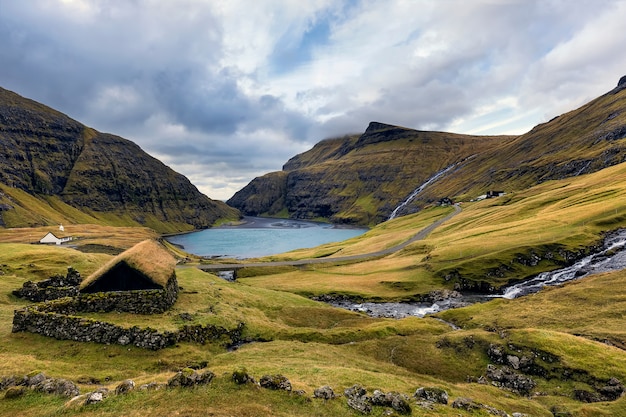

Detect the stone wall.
[
  {"left": 11, "top": 269, "right": 243, "bottom": 350},
  {"left": 12, "top": 267, "right": 82, "bottom": 302},
  {"left": 12, "top": 301, "right": 244, "bottom": 350}
]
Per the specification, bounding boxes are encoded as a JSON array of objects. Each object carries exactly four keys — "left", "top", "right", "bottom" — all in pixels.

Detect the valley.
[{"left": 0, "top": 79, "right": 626, "bottom": 416}]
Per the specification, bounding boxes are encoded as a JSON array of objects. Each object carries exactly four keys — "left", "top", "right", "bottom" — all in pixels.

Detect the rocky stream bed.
[{"left": 326, "top": 228, "right": 626, "bottom": 319}]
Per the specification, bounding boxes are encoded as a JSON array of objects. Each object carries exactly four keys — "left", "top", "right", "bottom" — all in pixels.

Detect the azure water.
[{"left": 166, "top": 217, "right": 367, "bottom": 259}]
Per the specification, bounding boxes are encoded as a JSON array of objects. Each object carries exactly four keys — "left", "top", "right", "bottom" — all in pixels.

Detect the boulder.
[
  {"left": 40, "top": 378, "right": 80, "bottom": 398},
  {"left": 451, "top": 397, "right": 481, "bottom": 411},
  {"left": 313, "top": 385, "right": 336, "bottom": 400},
  {"left": 114, "top": 379, "right": 135, "bottom": 395},
  {"left": 347, "top": 396, "right": 372, "bottom": 414},
  {"left": 4, "top": 386, "right": 27, "bottom": 399},
  {"left": 390, "top": 394, "right": 412, "bottom": 415},
  {"left": 486, "top": 364, "right": 536, "bottom": 396},
  {"left": 232, "top": 368, "right": 255, "bottom": 385},
  {"left": 413, "top": 386, "right": 448, "bottom": 404},
  {"left": 344, "top": 384, "right": 368, "bottom": 400},
  {"left": 167, "top": 368, "right": 215, "bottom": 388},
  {"left": 344, "top": 384, "right": 372, "bottom": 415},
  {"left": 259, "top": 374, "right": 292, "bottom": 391}
]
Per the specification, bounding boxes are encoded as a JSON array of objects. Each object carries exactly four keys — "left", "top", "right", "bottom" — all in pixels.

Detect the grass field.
[{"left": 1, "top": 163, "right": 626, "bottom": 415}]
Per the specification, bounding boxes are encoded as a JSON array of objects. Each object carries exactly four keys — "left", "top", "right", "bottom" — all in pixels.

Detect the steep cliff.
[
  {"left": 229, "top": 123, "right": 508, "bottom": 224},
  {"left": 229, "top": 77, "right": 626, "bottom": 226},
  {"left": 0, "top": 87, "right": 239, "bottom": 231}
]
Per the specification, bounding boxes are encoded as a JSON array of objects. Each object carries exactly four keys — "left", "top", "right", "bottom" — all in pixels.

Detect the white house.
[{"left": 39, "top": 232, "right": 72, "bottom": 245}]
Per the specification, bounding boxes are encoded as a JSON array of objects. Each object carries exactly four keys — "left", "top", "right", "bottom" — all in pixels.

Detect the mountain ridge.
[
  {"left": 0, "top": 87, "right": 239, "bottom": 232},
  {"left": 229, "top": 77, "right": 626, "bottom": 225}
]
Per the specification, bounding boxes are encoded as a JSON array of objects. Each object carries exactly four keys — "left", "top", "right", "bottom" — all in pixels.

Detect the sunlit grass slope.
[
  {"left": 1, "top": 247, "right": 625, "bottom": 415},
  {"left": 238, "top": 160, "right": 626, "bottom": 299}
]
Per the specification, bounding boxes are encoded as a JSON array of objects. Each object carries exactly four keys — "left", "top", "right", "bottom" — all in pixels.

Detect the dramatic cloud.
[{"left": 1, "top": 0, "right": 625, "bottom": 200}]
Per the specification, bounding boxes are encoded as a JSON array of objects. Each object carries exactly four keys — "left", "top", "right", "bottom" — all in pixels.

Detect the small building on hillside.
[
  {"left": 486, "top": 190, "right": 505, "bottom": 198},
  {"left": 79, "top": 239, "right": 178, "bottom": 313},
  {"left": 39, "top": 232, "right": 73, "bottom": 245}
]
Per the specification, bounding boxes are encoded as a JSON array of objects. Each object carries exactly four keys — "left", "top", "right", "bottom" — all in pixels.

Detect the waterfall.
[
  {"left": 500, "top": 229, "right": 626, "bottom": 299},
  {"left": 388, "top": 163, "right": 458, "bottom": 220}
]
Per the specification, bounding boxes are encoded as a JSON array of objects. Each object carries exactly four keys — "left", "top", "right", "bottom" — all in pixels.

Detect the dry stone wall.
[
  {"left": 12, "top": 300, "right": 244, "bottom": 350},
  {"left": 11, "top": 269, "right": 244, "bottom": 350}
]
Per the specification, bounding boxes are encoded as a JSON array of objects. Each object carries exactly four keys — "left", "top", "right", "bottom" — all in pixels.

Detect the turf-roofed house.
[{"left": 79, "top": 239, "right": 179, "bottom": 313}]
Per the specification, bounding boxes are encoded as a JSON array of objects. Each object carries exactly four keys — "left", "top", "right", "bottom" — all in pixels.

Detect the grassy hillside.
[
  {"left": 229, "top": 80, "right": 626, "bottom": 227},
  {"left": 2, "top": 160, "right": 626, "bottom": 415},
  {"left": 0, "top": 87, "right": 240, "bottom": 232},
  {"left": 420, "top": 79, "right": 626, "bottom": 206},
  {"left": 228, "top": 123, "right": 510, "bottom": 225}
]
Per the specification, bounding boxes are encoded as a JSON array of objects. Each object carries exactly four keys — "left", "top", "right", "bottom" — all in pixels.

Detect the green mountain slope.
[
  {"left": 0, "top": 87, "right": 239, "bottom": 232},
  {"left": 228, "top": 123, "right": 510, "bottom": 224},
  {"left": 229, "top": 77, "right": 626, "bottom": 226}
]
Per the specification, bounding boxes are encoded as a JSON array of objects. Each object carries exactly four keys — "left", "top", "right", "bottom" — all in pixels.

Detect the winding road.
[{"left": 197, "top": 205, "right": 461, "bottom": 271}]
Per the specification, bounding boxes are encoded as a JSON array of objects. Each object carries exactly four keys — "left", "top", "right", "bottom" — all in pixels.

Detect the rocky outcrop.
[
  {"left": 313, "top": 385, "right": 336, "bottom": 400},
  {"left": 167, "top": 368, "right": 215, "bottom": 388},
  {"left": 0, "top": 87, "right": 239, "bottom": 231},
  {"left": 259, "top": 374, "right": 292, "bottom": 392},
  {"left": 414, "top": 387, "right": 449, "bottom": 404},
  {"left": 485, "top": 343, "right": 624, "bottom": 401},
  {"left": 12, "top": 267, "right": 82, "bottom": 302},
  {"left": 0, "top": 372, "right": 79, "bottom": 399}
]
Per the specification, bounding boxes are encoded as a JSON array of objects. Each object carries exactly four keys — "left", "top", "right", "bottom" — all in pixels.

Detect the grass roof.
[{"left": 80, "top": 239, "right": 176, "bottom": 291}]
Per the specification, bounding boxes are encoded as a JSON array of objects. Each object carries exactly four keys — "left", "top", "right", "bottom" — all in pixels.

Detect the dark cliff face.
[
  {"left": 229, "top": 77, "right": 626, "bottom": 226},
  {"left": 0, "top": 87, "right": 239, "bottom": 230},
  {"left": 228, "top": 124, "right": 508, "bottom": 225}
]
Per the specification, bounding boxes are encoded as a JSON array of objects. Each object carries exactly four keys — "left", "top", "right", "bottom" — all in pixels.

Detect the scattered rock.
[
  {"left": 344, "top": 384, "right": 372, "bottom": 415},
  {"left": 550, "top": 405, "right": 573, "bottom": 417},
  {"left": 84, "top": 388, "right": 109, "bottom": 405},
  {"left": 0, "top": 375, "right": 18, "bottom": 390},
  {"left": 344, "top": 384, "right": 368, "bottom": 400},
  {"left": 451, "top": 397, "right": 481, "bottom": 411},
  {"left": 390, "top": 394, "right": 412, "bottom": 415},
  {"left": 85, "top": 391, "right": 105, "bottom": 405},
  {"left": 370, "top": 390, "right": 411, "bottom": 415},
  {"left": 313, "top": 385, "right": 336, "bottom": 400},
  {"left": 178, "top": 312, "right": 194, "bottom": 321},
  {"left": 167, "top": 368, "right": 215, "bottom": 388},
  {"left": 139, "top": 382, "right": 165, "bottom": 391},
  {"left": 4, "top": 386, "right": 27, "bottom": 399},
  {"left": 486, "top": 364, "right": 536, "bottom": 396},
  {"left": 232, "top": 368, "right": 255, "bottom": 385},
  {"left": 26, "top": 372, "right": 47, "bottom": 388},
  {"left": 259, "top": 374, "right": 292, "bottom": 391},
  {"left": 347, "top": 396, "right": 372, "bottom": 415},
  {"left": 114, "top": 379, "right": 135, "bottom": 395},
  {"left": 598, "top": 377, "right": 625, "bottom": 401},
  {"left": 41, "top": 378, "right": 80, "bottom": 398},
  {"left": 413, "top": 386, "right": 448, "bottom": 404}
]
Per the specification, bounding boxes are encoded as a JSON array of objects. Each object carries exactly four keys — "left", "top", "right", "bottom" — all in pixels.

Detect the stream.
[{"left": 329, "top": 228, "right": 626, "bottom": 319}]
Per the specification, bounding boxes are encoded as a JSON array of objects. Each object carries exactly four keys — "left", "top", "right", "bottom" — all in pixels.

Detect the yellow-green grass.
[
  {"left": 0, "top": 184, "right": 206, "bottom": 234},
  {"left": 0, "top": 243, "right": 111, "bottom": 282},
  {"left": 1, "top": 245, "right": 626, "bottom": 416},
  {"left": 0, "top": 224, "right": 158, "bottom": 251},
  {"left": 436, "top": 268, "right": 626, "bottom": 348},
  {"left": 238, "top": 260, "right": 440, "bottom": 301},
  {"left": 0, "top": 272, "right": 547, "bottom": 417}
]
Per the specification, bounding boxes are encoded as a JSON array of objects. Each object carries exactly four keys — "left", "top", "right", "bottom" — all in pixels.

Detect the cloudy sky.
[{"left": 1, "top": 0, "right": 626, "bottom": 200}]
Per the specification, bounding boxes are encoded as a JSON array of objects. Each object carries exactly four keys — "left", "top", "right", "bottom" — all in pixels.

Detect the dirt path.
[{"left": 196, "top": 205, "right": 461, "bottom": 271}]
